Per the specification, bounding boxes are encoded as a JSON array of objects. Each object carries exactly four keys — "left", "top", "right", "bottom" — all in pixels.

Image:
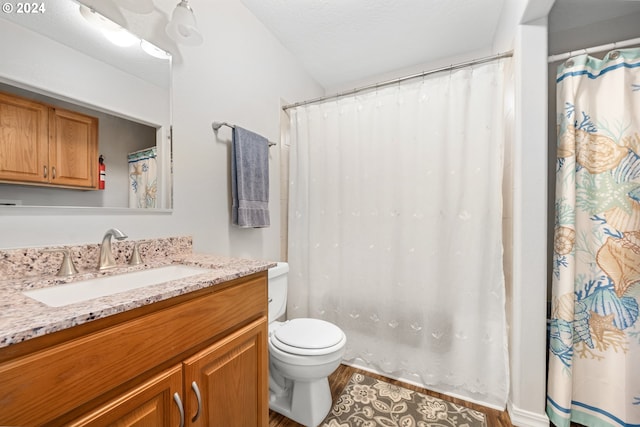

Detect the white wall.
[
  {"left": 0, "top": 0, "right": 322, "bottom": 262},
  {"left": 493, "top": 0, "right": 553, "bottom": 424},
  {"left": 508, "top": 17, "right": 550, "bottom": 427}
]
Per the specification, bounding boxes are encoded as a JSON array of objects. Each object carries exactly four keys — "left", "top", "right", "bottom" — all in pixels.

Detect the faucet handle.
[
  {"left": 128, "top": 242, "right": 146, "bottom": 266},
  {"left": 44, "top": 249, "right": 79, "bottom": 276}
]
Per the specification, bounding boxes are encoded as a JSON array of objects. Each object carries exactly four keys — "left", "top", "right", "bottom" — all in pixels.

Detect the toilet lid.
[{"left": 273, "top": 318, "right": 344, "bottom": 350}]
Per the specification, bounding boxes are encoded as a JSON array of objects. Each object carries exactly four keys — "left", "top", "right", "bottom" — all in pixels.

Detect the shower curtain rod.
[
  {"left": 282, "top": 51, "right": 513, "bottom": 111},
  {"left": 128, "top": 146, "right": 156, "bottom": 156},
  {"left": 547, "top": 36, "right": 640, "bottom": 63}
]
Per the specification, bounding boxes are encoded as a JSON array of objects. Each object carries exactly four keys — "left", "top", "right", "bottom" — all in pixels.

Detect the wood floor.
[{"left": 269, "top": 363, "right": 514, "bottom": 427}]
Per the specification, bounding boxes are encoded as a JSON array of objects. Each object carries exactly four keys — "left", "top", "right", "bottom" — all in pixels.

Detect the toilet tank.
[{"left": 268, "top": 262, "right": 289, "bottom": 322}]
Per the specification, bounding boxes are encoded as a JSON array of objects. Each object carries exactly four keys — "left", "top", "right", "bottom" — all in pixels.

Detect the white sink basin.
[{"left": 23, "top": 265, "right": 212, "bottom": 307}]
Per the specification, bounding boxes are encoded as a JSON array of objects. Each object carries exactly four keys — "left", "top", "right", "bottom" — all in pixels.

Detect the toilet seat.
[{"left": 271, "top": 318, "right": 346, "bottom": 356}]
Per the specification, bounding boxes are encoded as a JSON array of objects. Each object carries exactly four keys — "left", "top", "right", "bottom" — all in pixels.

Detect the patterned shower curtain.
[
  {"left": 128, "top": 147, "right": 157, "bottom": 209},
  {"left": 547, "top": 48, "right": 640, "bottom": 427}
]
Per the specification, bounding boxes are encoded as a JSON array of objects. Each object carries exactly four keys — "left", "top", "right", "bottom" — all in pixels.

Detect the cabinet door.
[
  {"left": 68, "top": 364, "right": 183, "bottom": 427},
  {"left": 0, "top": 91, "right": 49, "bottom": 183},
  {"left": 183, "top": 317, "right": 268, "bottom": 427},
  {"left": 49, "top": 107, "right": 98, "bottom": 188}
]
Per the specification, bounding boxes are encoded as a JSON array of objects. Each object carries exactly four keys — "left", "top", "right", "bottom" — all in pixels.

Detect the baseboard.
[{"left": 507, "top": 400, "right": 550, "bottom": 427}]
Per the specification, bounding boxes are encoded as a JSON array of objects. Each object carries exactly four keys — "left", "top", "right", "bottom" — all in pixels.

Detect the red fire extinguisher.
[{"left": 99, "top": 155, "right": 106, "bottom": 190}]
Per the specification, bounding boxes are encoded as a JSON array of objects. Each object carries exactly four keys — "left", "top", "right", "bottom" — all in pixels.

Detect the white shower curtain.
[{"left": 287, "top": 58, "right": 511, "bottom": 407}]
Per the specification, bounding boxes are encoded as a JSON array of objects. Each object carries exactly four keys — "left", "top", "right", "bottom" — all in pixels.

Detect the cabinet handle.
[
  {"left": 191, "top": 381, "right": 202, "bottom": 422},
  {"left": 51, "top": 166, "right": 56, "bottom": 179},
  {"left": 173, "top": 392, "right": 185, "bottom": 427},
  {"left": 43, "top": 165, "right": 47, "bottom": 178}
]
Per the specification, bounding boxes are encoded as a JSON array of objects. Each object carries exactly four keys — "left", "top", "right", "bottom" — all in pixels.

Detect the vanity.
[{"left": 0, "top": 236, "right": 274, "bottom": 426}]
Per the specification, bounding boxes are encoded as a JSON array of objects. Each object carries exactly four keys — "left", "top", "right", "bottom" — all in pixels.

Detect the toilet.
[{"left": 268, "top": 262, "right": 346, "bottom": 427}]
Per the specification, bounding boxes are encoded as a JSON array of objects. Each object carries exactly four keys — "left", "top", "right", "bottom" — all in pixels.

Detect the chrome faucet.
[{"left": 98, "top": 228, "right": 128, "bottom": 270}]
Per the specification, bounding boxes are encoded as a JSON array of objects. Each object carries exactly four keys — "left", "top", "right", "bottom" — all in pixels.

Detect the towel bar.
[{"left": 212, "top": 121, "right": 276, "bottom": 147}]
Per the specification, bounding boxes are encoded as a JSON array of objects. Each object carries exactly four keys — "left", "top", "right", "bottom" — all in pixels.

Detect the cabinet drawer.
[{"left": 0, "top": 274, "right": 266, "bottom": 426}]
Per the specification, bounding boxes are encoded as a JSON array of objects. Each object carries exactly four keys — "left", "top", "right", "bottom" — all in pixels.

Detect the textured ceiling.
[{"left": 240, "top": 0, "right": 507, "bottom": 89}]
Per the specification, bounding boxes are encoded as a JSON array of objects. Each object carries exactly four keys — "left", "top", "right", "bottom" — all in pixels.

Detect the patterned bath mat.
[{"left": 320, "top": 373, "right": 487, "bottom": 427}]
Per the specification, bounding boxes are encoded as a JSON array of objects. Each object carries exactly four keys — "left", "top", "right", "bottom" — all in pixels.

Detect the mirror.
[{"left": 0, "top": 0, "right": 172, "bottom": 210}]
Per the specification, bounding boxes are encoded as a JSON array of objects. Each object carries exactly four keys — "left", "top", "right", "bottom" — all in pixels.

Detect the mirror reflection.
[{"left": 0, "top": 0, "right": 172, "bottom": 210}]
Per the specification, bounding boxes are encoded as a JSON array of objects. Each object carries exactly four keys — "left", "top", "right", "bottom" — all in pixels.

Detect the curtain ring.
[
  {"left": 609, "top": 41, "right": 620, "bottom": 60},
  {"left": 565, "top": 58, "right": 575, "bottom": 68}
]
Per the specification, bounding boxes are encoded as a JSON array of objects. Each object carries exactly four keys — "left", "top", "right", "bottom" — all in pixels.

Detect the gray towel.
[{"left": 231, "top": 126, "right": 270, "bottom": 228}]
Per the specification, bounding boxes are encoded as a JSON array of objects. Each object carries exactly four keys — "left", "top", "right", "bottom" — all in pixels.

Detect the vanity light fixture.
[
  {"left": 79, "top": 4, "right": 138, "bottom": 47},
  {"left": 102, "top": 28, "right": 139, "bottom": 47},
  {"left": 166, "top": 0, "right": 203, "bottom": 46},
  {"left": 79, "top": 4, "right": 124, "bottom": 31},
  {"left": 141, "top": 39, "right": 171, "bottom": 59}
]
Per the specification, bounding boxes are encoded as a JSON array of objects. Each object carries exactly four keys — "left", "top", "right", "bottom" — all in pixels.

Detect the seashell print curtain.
[
  {"left": 287, "top": 58, "right": 511, "bottom": 408},
  {"left": 547, "top": 48, "right": 640, "bottom": 427},
  {"left": 128, "top": 147, "right": 157, "bottom": 209}
]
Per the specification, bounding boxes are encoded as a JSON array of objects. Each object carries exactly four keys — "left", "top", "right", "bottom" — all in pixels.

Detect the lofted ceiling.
[
  {"left": 240, "top": 0, "right": 507, "bottom": 89},
  {"left": 241, "top": 0, "right": 640, "bottom": 90}
]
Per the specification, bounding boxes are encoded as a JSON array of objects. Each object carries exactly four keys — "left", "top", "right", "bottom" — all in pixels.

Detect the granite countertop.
[{"left": 0, "top": 248, "right": 276, "bottom": 349}]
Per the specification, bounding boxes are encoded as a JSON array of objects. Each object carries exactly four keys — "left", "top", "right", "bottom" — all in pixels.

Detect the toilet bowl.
[{"left": 268, "top": 263, "right": 347, "bottom": 427}]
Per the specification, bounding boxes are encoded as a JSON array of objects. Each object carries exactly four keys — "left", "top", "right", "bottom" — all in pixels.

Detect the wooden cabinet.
[
  {"left": 68, "top": 364, "right": 183, "bottom": 427},
  {"left": 0, "top": 91, "right": 98, "bottom": 189},
  {"left": 68, "top": 318, "right": 268, "bottom": 427},
  {"left": 184, "top": 318, "right": 267, "bottom": 427},
  {"left": 0, "top": 91, "right": 48, "bottom": 184},
  {"left": 48, "top": 107, "right": 98, "bottom": 188},
  {"left": 0, "top": 272, "right": 269, "bottom": 427}
]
